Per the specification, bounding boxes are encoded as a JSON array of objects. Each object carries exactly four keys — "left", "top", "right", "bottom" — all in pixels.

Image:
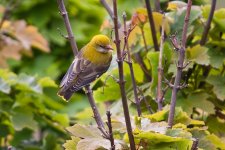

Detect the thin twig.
[
  {"left": 123, "top": 12, "right": 142, "bottom": 117},
  {"left": 157, "top": 14, "right": 165, "bottom": 111},
  {"left": 100, "top": 0, "right": 121, "bottom": 28},
  {"left": 140, "top": 26, "right": 148, "bottom": 52},
  {"left": 100, "top": 0, "right": 113, "bottom": 20},
  {"left": 200, "top": 0, "right": 217, "bottom": 45},
  {"left": 0, "top": 0, "right": 19, "bottom": 29},
  {"left": 137, "top": 87, "right": 153, "bottom": 114},
  {"left": 57, "top": 0, "right": 108, "bottom": 138},
  {"left": 85, "top": 86, "right": 108, "bottom": 138},
  {"left": 145, "top": 0, "right": 159, "bottom": 51},
  {"left": 106, "top": 111, "right": 115, "bottom": 150},
  {"left": 191, "top": 138, "right": 199, "bottom": 150},
  {"left": 112, "top": 0, "right": 135, "bottom": 149},
  {"left": 133, "top": 53, "right": 152, "bottom": 81},
  {"left": 154, "top": 0, "right": 161, "bottom": 12},
  {"left": 167, "top": 0, "right": 192, "bottom": 128},
  {"left": 57, "top": 0, "right": 78, "bottom": 56}
]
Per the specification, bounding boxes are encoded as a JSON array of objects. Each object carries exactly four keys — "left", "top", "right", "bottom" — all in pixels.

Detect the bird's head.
[{"left": 90, "top": 35, "right": 113, "bottom": 53}]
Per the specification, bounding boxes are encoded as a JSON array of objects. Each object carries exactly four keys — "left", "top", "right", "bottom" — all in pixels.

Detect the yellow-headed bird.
[{"left": 58, "top": 35, "right": 113, "bottom": 100}]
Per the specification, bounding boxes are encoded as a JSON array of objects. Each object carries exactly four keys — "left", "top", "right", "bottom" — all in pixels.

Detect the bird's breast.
[{"left": 83, "top": 46, "right": 112, "bottom": 65}]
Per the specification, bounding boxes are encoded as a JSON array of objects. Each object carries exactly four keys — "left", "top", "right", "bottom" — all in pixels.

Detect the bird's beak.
[{"left": 105, "top": 45, "right": 113, "bottom": 52}]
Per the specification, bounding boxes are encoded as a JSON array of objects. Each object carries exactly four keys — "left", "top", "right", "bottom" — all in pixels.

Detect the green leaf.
[
  {"left": 206, "top": 134, "right": 225, "bottom": 149},
  {"left": 213, "top": 8, "right": 225, "bottom": 31},
  {"left": 147, "top": 52, "right": 159, "bottom": 97},
  {"left": 134, "top": 131, "right": 193, "bottom": 150},
  {"left": 38, "top": 77, "right": 57, "bottom": 88},
  {"left": 11, "top": 107, "right": 38, "bottom": 131},
  {"left": 52, "top": 113, "right": 69, "bottom": 127},
  {"left": 206, "top": 75, "right": 225, "bottom": 101},
  {"left": 66, "top": 124, "right": 102, "bottom": 139},
  {"left": 207, "top": 47, "right": 225, "bottom": 69},
  {"left": 177, "top": 92, "right": 214, "bottom": 115},
  {"left": 141, "top": 118, "right": 167, "bottom": 134},
  {"left": 63, "top": 136, "right": 80, "bottom": 150},
  {"left": 186, "top": 44, "right": 210, "bottom": 65},
  {"left": 0, "top": 78, "right": 10, "bottom": 94},
  {"left": 16, "top": 74, "right": 42, "bottom": 93}
]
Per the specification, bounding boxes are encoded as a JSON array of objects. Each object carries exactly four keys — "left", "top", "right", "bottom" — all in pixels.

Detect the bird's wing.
[
  {"left": 68, "top": 58, "right": 111, "bottom": 92},
  {"left": 59, "top": 52, "right": 111, "bottom": 93}
]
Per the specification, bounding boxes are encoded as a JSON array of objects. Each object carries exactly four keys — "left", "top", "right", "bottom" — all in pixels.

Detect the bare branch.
[
  {"left": 106, "top": 111, "right": 115, "bottom": 150},
  {"left": 123, "top": 12, "right": 142, "bottom": 117},
  {"left": 200, "top": 0, "right": 217, "bottom": 45},
  {"left": 191, "top": 138, "right": 199, "bottom": 150},
  {"left": 85, "top": 86, "right": 109, "bottom": 138},
  {"left": 112, "top": 0, "right": 135, "bottom": 149},
  {"left": 167, "top": 0, "right": 192, "bottom": 128},
  {"left": 154, "top": 0, "right": 161, "bottom": 12},
  {"left": 144, "top": 0, "right": 159, "bottom": 51},
  {"left": 57, "top": 0, "right": 78, "bottom": 56},
  {"left": 156, "top": 14, "right": 165, "bottom": 111}
]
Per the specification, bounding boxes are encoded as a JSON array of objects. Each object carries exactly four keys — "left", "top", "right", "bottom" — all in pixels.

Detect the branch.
[
  {"left": 191, "top": 138, "right": 199, "bottom": 150},
  {"left": 112, "top": 0, "right": 135, "bottom": 149},
  {"left": 144, "top": 0, "right": 159, "bottom": 51},
  {"left": 100, "top": 0, "right": 121, "bottom": 28},
  {"left": 167, "top": 0, "right": 192, "bottom": 128},
  {"left": 85, "top": 86, "right": 108, "bottom": 138},
  {"left": 106, "top": 111, "right": 115, "bottom": 150},
  {"left": 123, "top": 12, "right": 142, "bottom": 117},
  {"left": 100, "top": 0, "right": 113, "bottom": 20},
  {"left": 0, "top": 0, "right": 19, "bottom": 29},
  {"left": 57, "top": 0, "right": 78, "bottom": 56},
  {"left": 57, "top": 0, "right": 107, "bottom": 138},
  {"left": 156, "top": 14, "right": 165, "bottom": 111},
  {"left": 133, "top": 53, "right": 152, "bottom": 81},
  {"left": 154, "top": 0, "right": 161, "bottom": 12},
  {"left": 137, "top": 87, "right": 153, "bottom": 114},
  {"left": 200, "top": 0, "right": 217, "bottom": 45}
]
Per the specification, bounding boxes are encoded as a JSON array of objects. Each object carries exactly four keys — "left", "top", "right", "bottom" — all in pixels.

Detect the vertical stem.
[
  {"left": 106, "top": 111, "right": 115, "bottom": 150},
  {"left": 157, "top": 15, "right": 165, "bottom": 111},
  {"left": 145, "top": 0, "right": 159, "bottom": 51},
  {"left": 112, "top": 0, "right": 135, "bottom": 149},
  {"left": 57, "top": 0, "right": 78, "bottom": 56},
  {"left": 123, "top": 13, "right": 142, "bottom": 116},
  {"left": 167, "top": 0, "right": 192, "bottom": 128},
  {"left": 200, "top": 0, "right": 217, "bottom": 45},
  {"left": 85, "top": 86, "right": 105, "bottom": 129},
  {"left": 154, "top": 0, "right": 161, "bottom": 12},
  {"left": 140, "top": 26, "right": 148, "bottom": 52}
]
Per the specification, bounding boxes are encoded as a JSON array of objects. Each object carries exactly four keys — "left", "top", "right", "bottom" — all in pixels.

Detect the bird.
[{"left": 58, "top": 34, "right": 113, "bottom": 101}]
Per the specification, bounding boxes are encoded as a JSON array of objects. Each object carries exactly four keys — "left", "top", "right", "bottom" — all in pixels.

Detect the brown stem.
[
  {"left": 200, "top": 0, "right": 217, "bottom": 45},
  {"left": 123, "top": 13, "right": 142, "bottom": 117},
  {"left": 106, "top": 111, "right": 115, "bottom": 150},
  {"left": 0, "top": 0, "right": 19, "bottom": 29},
  {"left": 137, "top": 87, "right": 153, "bottom": 114},
  {"left": 145, "top": 0, "right": 159, "bottom": 51},
  {"left": 140, "top": 26, "right": 148, "bottom": 52},
  {"left": 57, "top": 0, "right": 78, "bottom": 56},
  {"left": 154, "top": 0, "right": 161, "bottom": 12},
  {"left": 85, "top": 86, "right": 108, "bottom": 138},
  {"left": 100, "top": 0, "right": 121, "bottom": 28},
  {"left": 167, "top": 0, "right": 192, "bottom": 128},
  {"left": 100, "top": 0, "right": 113, "bottom": 20},
  {"left": 157, "top": 15, "right": 165, "bottom": 111},
  {"left": 112, "top": 0, "right": 135, "bottom": 149},
  {"left": 57, "top": 0, "right": 107, "bottom": 137},
  {"left": 133, "top": 53, "right": 152, "bottom": 81},
  {"left": 191, "top": 138, "right": 199, "bottom": 150}
]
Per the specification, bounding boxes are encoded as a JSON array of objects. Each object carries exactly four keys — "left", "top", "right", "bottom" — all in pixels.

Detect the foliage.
[{"left": 0, "top": 0, "right": 225, "bottom": 150}]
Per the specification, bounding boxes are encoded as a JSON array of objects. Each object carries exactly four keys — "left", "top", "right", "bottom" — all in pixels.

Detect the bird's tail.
[{"left": 57, "top": 89, "right": 73, "bottom": 101}]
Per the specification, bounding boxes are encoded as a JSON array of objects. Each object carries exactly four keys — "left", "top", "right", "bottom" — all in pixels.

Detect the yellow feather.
[{"left": 82, "top": 35, "right": 112, "bottom": 65}]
